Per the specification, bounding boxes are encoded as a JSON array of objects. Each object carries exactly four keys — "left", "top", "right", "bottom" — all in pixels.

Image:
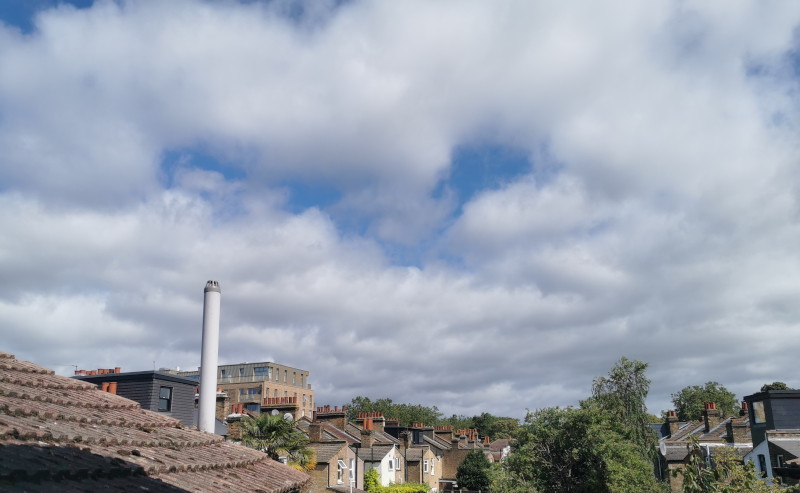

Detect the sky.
[{"left": 2, "top": 0, "right": 800, "bottom": 421}]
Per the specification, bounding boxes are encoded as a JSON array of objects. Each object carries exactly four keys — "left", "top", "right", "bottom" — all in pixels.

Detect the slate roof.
[
  {"left": 0, "top": 351, "right": 309, "bottom": 492},
  {"left": 309, "top": 441, "right": 348, "bottom": 463},
  {"left": 659, "top": 416, "right": 752, "bottom": 462},
  {"left": 356, "top": 444, "right": 396, "bottom": 462}
]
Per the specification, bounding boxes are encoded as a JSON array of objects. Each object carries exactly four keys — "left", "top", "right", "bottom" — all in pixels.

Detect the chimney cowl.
[{"left": 204, "top": 280, "right": 221, "bottom": 293}]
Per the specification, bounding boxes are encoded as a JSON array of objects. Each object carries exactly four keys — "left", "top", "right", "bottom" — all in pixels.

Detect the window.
[
  {"left": 758, "top": 454, "right": 767, "bottom": 474},
  {"left": 423, "top": 460, "right": 429, "bottom": 473},
  {"left": 349, "top": 458, "right": 355, "bottom": 481},
  {"left": 431, "top": 460, "right": 434, "bottom": 475},
  {"left": 239, "top": 388, "right": 246, "bottom": 396},
  {"left": 753, "top": 401, "right": 766, "bottom": 424},
  {"left": 395, "top": 457, "right": 400, "bottom": 470},
  {"left": 246, "top": 403, "right": 260, "bottom": 413},
  {"left": 284, "top": 370, "right": 287, "bottom": 382},
  {"left": 778, "top": 455, "right": 786, "bottom": 467},
  {"left": 248, "top": 387, "right": 260, "bottom": 395},
  {"left": 254, "top": 366, "right": 271, "bottom": 378},
  {"left": 388, "top": 458, "right": 393, "bottom": 471},
  {"left": 158, "top": 386, "right": 172, "bottom": 412},
  {"left": 239, "top": 367, "right": 245, "bottom": 377},
  {"left": 220, "top": 369, "right": 227, "bottom": 378},
  {"left": 303, "top": 394, "right": 307, "bottom": 405},
  {"left": 293, "top": 372, "right": 296, "bottom": 385},
  {"left": 337, "top": 460, "right": 346, "bottom": 484}
]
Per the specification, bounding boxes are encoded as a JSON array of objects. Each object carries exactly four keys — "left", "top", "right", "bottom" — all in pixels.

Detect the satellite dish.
[
  {"left": 659, "top": 441, "right": 667, "bottom": 456},
  {"left": 271, "top": 409, "right": 279, "bottom": 416},
  {"left": 284, "top": 412, "right": 294, "bottom": 421}
]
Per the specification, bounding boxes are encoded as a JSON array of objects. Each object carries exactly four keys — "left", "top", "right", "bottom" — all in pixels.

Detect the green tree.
[
  {"left": 591, "top": 356, "right": 657, "bottom": 459},
  {"left": 679, "top": 437, "right": 796, "bottom": 492},
  {"left": 761, "top": 381, "right": 792, "bottom": 392},
  {"left": 507, "top": 405, "right": 666, "bottom": 493},
  {"left": 456, "top": 449, "right": 491, "bottom": 491},
  {"left": 472, "top": 412, "right": 520, "bottom": 439},
  {"left": 671, "top": 382, "right": 738, "bottom": 421},
  {"left": 240, "top": 413, "right": 315, "bottom": 471},
  {"left": 488, "top": 463, "right": 538, "bottom": 493},
  {"left": 346, "top": 396, "right": 443, "bottom": 426}
]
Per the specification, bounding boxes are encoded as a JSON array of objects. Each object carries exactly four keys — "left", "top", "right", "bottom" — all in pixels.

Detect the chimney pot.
[
  {"left": 101, "top": 382, "right": 110, "bottom": 392},
  {"left": 108, "top": 382, "right": 117, "bottom": 395}
]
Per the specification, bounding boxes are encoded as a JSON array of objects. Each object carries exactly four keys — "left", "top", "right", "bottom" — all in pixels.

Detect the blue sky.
[{"left": 2, "top": 0, "right": 800, "bottom": 419}]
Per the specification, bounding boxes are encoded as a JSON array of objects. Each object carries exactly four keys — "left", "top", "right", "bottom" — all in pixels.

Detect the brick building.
[{"left": 177, "top": 361, "right": 314, "bottom": 419}]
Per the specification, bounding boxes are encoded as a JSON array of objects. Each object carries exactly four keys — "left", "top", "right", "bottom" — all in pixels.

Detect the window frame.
[{"left": 157, "top": 386, "right": 173, "bottom": 412}]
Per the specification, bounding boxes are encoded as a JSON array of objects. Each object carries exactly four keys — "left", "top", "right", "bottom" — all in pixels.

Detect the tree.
[
  {"left": 761, "top": 381, "right": 792, "bottom": 392},
  {"left": 678, "top": 437, "right": 796, "bottom": 492},
  {"left": 472, "top": 412, "right": 520, "bottom": 440},
  {"left": 506, "top": 405, "right": 665, "bottom": 493},
  {"left": 671, "top": 382, "right": 738, "bottom": 421},
  {"left": 488, "top": 463, "right": 538, "bottom": 493},
  {"left": 457, "top": 449, "right": 491, "bottom": 491},
  {"left": 240, "top": 414, "right": 315, "bottom": 471},
  {"left": 346, "top": 396, "right": 442, "bottom": 426},
  {"left": 591, "top": 356, "right": 656, "bottom": 459}
]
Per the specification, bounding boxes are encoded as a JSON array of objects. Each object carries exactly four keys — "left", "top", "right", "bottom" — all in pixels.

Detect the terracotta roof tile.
[{"left": 0, "top": 352, "right": 309, "bottom": 492}]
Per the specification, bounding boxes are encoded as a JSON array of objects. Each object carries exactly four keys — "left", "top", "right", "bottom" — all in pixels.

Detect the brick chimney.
[
  {"left": 435, "top": 425, "right": 454, "bottom": 442},
  {"left": 400, "top": 430, "right": 411, "bottom": 450},
  {"left": 309, "top": 422, "right": 323, "bottom": 443},
  {"left": 315, "top": 405, "right": 347, "bottom": 429},
  {"left": 361, "top": 418, "right": 375, "bottom": 448},
  {"left": 703, "top": 402, "right": 721, "bottom": 432},
  {"left": 666, "top": 410, "right": 679, "bottom": 436},
  {"left": 726, "top": 417, "right": 749, "bottom": 444},
  {"left": 108, "top": 382, "right": 117, "bottom": 395}
]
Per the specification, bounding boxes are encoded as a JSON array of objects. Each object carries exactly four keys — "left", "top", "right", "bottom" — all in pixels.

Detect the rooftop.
[{"left": 0, "top": 350, "right": 309, "bottom": 492}]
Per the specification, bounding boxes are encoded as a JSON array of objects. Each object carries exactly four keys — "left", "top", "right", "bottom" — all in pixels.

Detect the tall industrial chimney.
[{"left": 198, "top": 280, "right": 221, "bottom": 433}]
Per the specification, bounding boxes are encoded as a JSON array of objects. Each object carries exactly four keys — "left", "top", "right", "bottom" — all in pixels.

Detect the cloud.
[{"left": 2, "top": 0, "right": 800, "bottom": 418}]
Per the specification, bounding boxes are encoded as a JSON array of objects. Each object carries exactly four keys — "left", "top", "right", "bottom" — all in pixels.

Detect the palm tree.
[{"left": 239, "top": 413, "right": 316, "bottom": 471}]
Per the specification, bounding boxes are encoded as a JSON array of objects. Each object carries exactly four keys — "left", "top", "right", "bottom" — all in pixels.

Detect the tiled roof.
[
  {"left": 0, "top": 351, "right": 309, "bottom": 492},
  {"left": 356, "top": 444, "right": 395, "bottom": 462},
  {"left": 309, "top": 441, "right": 348, "bottom": 463}
]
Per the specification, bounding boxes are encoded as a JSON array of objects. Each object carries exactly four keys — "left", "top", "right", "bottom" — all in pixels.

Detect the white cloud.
[{"left": 2, "top": 0, "right": 800, "bottom": 418}]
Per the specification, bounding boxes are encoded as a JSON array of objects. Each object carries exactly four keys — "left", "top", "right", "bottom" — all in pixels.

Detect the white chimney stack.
[{"left": 199, "top": 280, "right": 221, "bottom": 433}]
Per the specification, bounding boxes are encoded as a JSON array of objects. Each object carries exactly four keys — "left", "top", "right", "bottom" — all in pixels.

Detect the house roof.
[
  {"left": 0, "top": 351, "right": 309, "bottom": 492},
  {"left": 355, "top": 443, "right": 395, "bottom": 462},
  {"left": 308, "top": 441, "right": 348, "bottom": 463}
]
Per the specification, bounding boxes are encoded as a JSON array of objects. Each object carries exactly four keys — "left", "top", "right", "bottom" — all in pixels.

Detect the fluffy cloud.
[{"left": 2, "top": 0, "right": 800, "bottom": 418}]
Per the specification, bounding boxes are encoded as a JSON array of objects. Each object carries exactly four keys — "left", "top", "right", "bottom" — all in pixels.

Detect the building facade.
[{"left": 178, "top": 361, "right": 315, "bottom": 419}]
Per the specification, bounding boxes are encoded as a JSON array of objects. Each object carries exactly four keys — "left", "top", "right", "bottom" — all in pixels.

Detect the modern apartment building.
[{"left": 178, "top": 361, "right": 314, "bottom": 419}]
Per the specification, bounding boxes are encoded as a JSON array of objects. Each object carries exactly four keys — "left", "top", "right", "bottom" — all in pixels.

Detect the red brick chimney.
[
  {"left": 666, "top": 410, "right": 679, "bottom": 436},
  {"left": 315, "top": 405, "right": 347, "bottom": 429},
  {"left": 108, "top": 382, "right": 117, "bottom": 395},
  {"left": 703, "top": 402, "right": 721, "bottom": 432},
  {"left": 361, "top": 418, "right": 375, "bottom": 448}
]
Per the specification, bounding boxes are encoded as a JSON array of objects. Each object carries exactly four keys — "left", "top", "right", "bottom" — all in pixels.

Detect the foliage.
[
  {"left": 501, "top": 357, "right": 666, "bottom": 493},
  {"left": 363, "top": 469, "right": 428, "bottom": 493},
  {"left": 239, "top": 413, "right": 315, "bottom": 471},
  {"left": 671, "top": 382, "right": 738, "bottom": 421},
  {"left": 678, "top": 437, "right": 796, "bottom": 493},
  {"left": 506, "top": 405, "right": 665, "bottom": 493},
  {"left": 456, "top": 449, "right": 491, "bottom": 491},
  {"left": 761, "top": 381, "right": 793, "bottom": 392},
  {"left": 364, "top": 468, "right": 381, "bottom": 491},
  {"left": 591, "top": 356, "right": 657, "bottom": 459},
  {"left": 347, "top": 396, "right": 442, "bottom": 426},
  {"left": 488, "top": 463, "right": 538, "bottom": 493},
  {"left": 472, "top": 412, "right": 520, "bottom": 439}
]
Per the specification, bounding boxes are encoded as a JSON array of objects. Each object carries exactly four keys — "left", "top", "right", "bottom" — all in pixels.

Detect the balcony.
[{"left": 263, "top": 396, "right": 298, "bottom": 407}]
